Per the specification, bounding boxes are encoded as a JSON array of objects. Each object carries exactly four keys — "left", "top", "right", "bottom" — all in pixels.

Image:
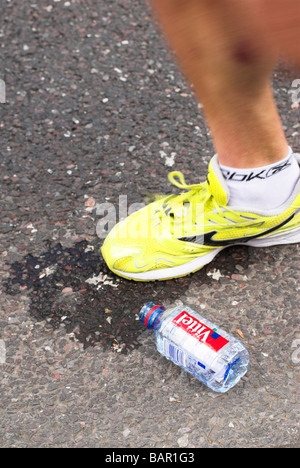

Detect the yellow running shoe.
[{"left": 101, "top": 155, "right": 300, "bottom": 281}]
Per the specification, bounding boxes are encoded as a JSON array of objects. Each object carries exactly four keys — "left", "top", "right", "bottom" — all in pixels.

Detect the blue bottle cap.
[{"left": 139, "top": 302, "right": 166, "bottom": 329}]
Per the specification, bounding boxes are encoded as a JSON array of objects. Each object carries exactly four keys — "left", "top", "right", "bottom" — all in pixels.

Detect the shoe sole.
[{"left": 108, "top": 225, "right": 300, "bottom": 281}]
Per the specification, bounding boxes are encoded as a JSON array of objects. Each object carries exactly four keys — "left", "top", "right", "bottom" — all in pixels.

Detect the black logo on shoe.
[{"left": 178, "top": 212, "right": 296, "bottom": 247}]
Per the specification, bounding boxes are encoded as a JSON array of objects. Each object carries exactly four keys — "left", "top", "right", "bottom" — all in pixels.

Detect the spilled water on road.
[{"left": 3, "top": 240, "right": 186, "bottom": 353}]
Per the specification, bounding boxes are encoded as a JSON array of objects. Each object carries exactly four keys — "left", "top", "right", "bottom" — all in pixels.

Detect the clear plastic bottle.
[{"left": 139, "top": 302, "right": 249, "bottom": 393}]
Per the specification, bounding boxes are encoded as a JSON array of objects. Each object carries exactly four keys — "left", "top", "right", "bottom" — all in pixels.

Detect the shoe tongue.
[{"left": 207, "top": 155, "right": 230, "bottom": 205}]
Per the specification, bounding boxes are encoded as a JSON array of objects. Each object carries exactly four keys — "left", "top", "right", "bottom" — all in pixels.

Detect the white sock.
[{"left": 219, "top": 148, "right": 300, "bottom": 210}]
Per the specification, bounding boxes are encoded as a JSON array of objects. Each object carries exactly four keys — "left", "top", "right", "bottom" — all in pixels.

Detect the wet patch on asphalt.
[
  {"left": 3, "top": 240, "right": 188, "bottom": 353},
  {"left": 2, "top": 238, "right": 252, "bottom": 354}
]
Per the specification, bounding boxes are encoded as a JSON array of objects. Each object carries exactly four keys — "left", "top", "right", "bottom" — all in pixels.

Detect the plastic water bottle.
[{"left": 139, "top": 302, "right": 249, "bottom": 393}]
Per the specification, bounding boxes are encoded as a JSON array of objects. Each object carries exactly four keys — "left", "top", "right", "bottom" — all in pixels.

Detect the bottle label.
[
  {"left": 164, "top": 340, "right": 188, "bottom": 368},
  {"left": 172, "top": 311, "right": 229, "bottom": 352},
  {"left": 163, "top": 339, "right": 206, "bottom": 370}
]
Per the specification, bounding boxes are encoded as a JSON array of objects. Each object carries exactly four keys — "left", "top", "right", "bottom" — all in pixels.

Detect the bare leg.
[{"left": 149, "top": 0, "right": 289, "bottom": 168}]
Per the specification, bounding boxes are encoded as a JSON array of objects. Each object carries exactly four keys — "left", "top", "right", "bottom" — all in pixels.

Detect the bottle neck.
[
  {"left": 139, "top": 303, "right": 166, "bottom": 329},
  {"left": 151, "top": 311, "right": 164, "bottom": 330}
]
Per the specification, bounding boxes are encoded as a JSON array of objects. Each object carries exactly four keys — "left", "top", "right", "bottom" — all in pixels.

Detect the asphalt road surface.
[{"left": 0, "top": 0, "right": 299, "bottom": 448}]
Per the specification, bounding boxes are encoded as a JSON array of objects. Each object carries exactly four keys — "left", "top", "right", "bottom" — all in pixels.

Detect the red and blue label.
[{"left": 172, "top": 311, "right": 229, "bottom": 352}]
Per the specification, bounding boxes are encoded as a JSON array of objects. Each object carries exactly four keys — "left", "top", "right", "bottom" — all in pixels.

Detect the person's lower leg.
[{"left": 149, "top": 0, "right": 289, "bottom": 169}]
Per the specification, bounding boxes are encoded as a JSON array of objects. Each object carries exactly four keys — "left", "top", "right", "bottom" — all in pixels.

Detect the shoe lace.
[
  {"left": 167, "top": 171, "right": 209, "bottom": 206},
  {"left": 158, "top": 171, "right": 233, "bottom": 234}
]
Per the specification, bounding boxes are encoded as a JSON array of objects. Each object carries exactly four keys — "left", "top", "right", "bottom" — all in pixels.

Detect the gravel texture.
[{"left": 0, "top": 0, "right": 299, "bottom": 448}]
